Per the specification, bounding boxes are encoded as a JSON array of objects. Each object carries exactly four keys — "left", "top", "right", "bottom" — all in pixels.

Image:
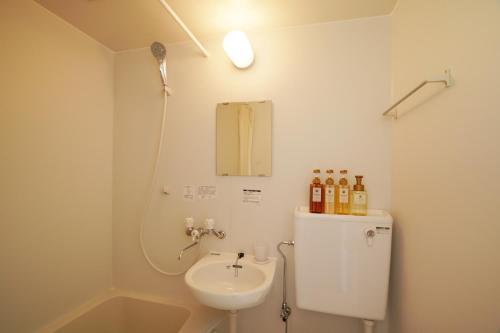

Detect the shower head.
[
  {"left": 150, "top": 42, "right": 166, "bottom": 65},
  {"left": 150, "top": 41, "right": 169, "bottom": 91}
]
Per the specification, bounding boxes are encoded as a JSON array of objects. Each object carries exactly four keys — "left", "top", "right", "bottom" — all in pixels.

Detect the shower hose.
[{"left": 139, "top": 88, "right": 185, "bottom": 276}]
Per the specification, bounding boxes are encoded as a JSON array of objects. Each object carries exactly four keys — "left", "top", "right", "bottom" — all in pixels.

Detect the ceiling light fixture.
[{"left": 223, "top": 31, "right": 254, "bottom": 69}]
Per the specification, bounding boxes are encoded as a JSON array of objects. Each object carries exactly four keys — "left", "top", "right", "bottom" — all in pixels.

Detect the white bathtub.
[{"left": 39, "top": 290, "right": 226, "bottom": 333}]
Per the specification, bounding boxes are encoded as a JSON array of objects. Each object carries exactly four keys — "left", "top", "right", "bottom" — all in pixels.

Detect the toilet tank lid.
[{"left": 295, "top": 206, "right": 393, "bottom": 225}]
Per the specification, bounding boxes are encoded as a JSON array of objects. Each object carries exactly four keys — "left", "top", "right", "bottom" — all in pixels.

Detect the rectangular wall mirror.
[{"left": 216, "top": 100, "right": 272, "bottom": 176}]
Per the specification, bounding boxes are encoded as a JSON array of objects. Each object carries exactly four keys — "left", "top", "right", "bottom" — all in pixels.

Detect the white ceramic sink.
[{"left": 185, "top": 252, "right": 277, "bottom": 310}]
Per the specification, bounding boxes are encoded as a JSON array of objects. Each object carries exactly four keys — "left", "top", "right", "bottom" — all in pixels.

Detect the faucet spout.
[
  {"left": 233, "top": 252, "right": 244, "bottom": 266},
  {"left": 178, "top": 241, "right": 199, "bottom": 261},
  {"left": 231, "top": 252, "right": 245, "bottom": 277}
]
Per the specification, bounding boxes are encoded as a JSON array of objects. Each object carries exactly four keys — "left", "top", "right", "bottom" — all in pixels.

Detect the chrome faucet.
[
  {"left": 184, "top": 218, "right": 226, "bottom": 240},
  {"left": 228, "top": 252, "right": 244, "bottom": 277},
  {"left": 178, "top": 217, "right": 226, "bottom": 261},
  {"left": 233, "top": 252, "right": 244, "bottom": 267},
  {"left": 210, "top": 229, "right": 226, "bottom": 239},
  {"left": 178, "top": 241, "right": 199, "bottom": 261}
]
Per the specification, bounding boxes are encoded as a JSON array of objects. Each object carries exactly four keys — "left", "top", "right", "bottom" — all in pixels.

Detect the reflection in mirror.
[{"left": 216, "top": 101, "right": 272, "bottom": 176}]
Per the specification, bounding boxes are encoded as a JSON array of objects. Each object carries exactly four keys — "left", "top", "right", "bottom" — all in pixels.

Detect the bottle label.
[
  {"left": 339, "top": 188, "right": 349, "bottom": 203},
  {"left": 325, "top": 187, "right": 335, "bottom": 203},
  {"left": 312, "top": 187, "right": 322, "bottom": 202},
  {"left": 353, "top": 192, "right": 367, "bottom": 205}
]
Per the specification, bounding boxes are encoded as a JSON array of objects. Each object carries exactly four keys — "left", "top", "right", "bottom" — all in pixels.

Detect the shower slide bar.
[
  {"left": 383, "top": 68, "right": 453, "bottom": 119},
  {"left": 158, "top": 0, "right": 210, "bottom": 57}
]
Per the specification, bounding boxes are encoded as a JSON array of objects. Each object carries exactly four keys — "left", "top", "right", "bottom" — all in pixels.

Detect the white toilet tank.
[{"left": 294, "top": 207, "right": 393, "bottom": 320}]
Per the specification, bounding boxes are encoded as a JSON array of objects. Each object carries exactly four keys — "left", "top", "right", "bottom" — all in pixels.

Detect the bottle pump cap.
[
  {"left": 185, "top": 217, "right": 194, "bottom": 228},
  {"left": 325, "top": 169, "right": 334, "bottom": 185},
  {"left": 353, "top": 175, "right": 365, "bottom": 191}
]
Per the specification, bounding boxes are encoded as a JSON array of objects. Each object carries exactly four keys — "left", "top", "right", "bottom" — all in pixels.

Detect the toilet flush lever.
[{"left": 364, "top": 228, "right": 376, "bottom": 247}]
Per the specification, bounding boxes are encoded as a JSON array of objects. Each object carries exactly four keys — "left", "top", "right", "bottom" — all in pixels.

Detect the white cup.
[{"left": 253, "top": 242, "right": 268, "bottom": 262}]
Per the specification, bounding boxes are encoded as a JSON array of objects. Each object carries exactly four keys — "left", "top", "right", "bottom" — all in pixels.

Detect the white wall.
[
  {"left": 0, "top": 1, "right": 114, "bottom": 332},
  {"left": 389, "top": 0, "right": 500, "bottom": 332},
  {"left": 114, "top": 17, "right": 391, "bottom": 332}
]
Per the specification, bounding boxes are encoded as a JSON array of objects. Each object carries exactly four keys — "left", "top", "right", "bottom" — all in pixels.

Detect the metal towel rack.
[{"left": 383, "top": 69, "right": 453, "bottom": 119}]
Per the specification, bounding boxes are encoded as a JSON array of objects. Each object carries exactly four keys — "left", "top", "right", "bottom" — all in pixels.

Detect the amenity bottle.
[
  {"left": 309, "top": 169, "right": 324, "bottom": 214},
  {"left": 335, "top": 169, "right": 350, "bottom": 215},
  {"left": 324, "top": 169, "right": 335, "bottom": 214},
  {"left": 351, "top": 175, "right": 368, "bottom": 216}
]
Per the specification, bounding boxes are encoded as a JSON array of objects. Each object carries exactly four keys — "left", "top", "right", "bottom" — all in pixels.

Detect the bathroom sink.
[{"left": 185, "top": 252, "right": 277, "bottom": 310}]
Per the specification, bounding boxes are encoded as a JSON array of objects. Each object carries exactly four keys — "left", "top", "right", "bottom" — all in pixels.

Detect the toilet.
[{"left": 293, "top": 207, "right": 393, "bottom": 332}]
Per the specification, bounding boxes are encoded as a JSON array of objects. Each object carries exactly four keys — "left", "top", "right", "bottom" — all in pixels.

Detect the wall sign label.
[
  {"left": 198, "top": 185, "right": 217, "bottom": 199},
  {"left": 242, "top": 188, "right": 262, "bottom": 204}
]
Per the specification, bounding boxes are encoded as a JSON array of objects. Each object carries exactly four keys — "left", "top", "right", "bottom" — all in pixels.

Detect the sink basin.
[{"left": 185, "top": 252, "right": 277, "bottom": 310}]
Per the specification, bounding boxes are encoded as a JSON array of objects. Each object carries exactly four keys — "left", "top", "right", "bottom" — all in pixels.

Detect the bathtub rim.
[{"left": 38, "top": 288, "right": 225, "bottom": 333}]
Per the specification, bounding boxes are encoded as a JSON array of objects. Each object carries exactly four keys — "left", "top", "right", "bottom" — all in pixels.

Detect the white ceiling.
[{"left": 34, "top": 0, "right": 398, "bottom": 51}]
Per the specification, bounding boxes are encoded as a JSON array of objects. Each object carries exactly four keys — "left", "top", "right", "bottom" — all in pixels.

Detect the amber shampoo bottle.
[{"left": 309, "top": 169, "right": 324, "bottom": 213}]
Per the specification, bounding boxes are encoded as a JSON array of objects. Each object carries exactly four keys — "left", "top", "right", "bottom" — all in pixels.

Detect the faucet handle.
[
  {"left": 204, "top": 218, "right": 215, "bottom": 230},
  {"left": 185, "top": 217, "right": 194, "bottom": 228},
  {"left": 237, "top": 252, "right": 245, "bottom": 259}
]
